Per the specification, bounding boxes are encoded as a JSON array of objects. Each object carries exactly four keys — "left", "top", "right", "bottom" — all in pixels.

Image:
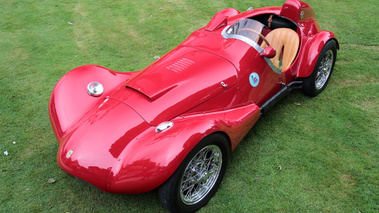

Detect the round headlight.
[{"left": 87, "top": 81, "right": 104, "bottom": 97}]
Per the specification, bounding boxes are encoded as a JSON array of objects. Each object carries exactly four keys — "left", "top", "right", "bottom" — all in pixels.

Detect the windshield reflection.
[{"left": 222, "top": 19, "right": 271, "bottom": 53}]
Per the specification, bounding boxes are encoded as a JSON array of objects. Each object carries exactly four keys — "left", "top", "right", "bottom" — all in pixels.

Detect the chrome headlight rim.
[{"left": 87, "top": 81, "right": 104, "bottom": 97}]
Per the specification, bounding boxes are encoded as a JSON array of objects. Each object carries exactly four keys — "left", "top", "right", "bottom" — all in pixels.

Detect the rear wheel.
[
  {"left": 159, "top": 133, "right": 230, "bottom": 213},
  {"left": 302, "top": 40, "right": 337, "bottom": 97}
]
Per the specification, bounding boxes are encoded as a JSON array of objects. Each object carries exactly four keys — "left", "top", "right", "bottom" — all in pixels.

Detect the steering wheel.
[{"left": 239, "top": 28, "right": 271, "bottom": 46}]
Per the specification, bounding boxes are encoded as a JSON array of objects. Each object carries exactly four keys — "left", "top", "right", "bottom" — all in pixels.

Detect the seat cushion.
[{"left": 263, "top": 28, "right": 300, "bottom": 71}]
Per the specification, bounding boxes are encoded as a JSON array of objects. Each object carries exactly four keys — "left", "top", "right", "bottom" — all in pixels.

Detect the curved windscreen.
[
  {"left": 222, "top": 19, "right": 282, "bottom": 74},
  {"left": 222, "top": 19, "right": 271, "bottom": 53}
]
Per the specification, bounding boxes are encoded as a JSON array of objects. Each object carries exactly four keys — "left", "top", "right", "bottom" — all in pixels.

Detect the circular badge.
[{"left": 249, "top": 72, "right": 260, "bottom": 87}]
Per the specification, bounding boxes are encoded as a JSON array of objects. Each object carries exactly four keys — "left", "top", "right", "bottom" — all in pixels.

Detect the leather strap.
[{"left": 268, "top": 14, "right": 273, "bottom": 28}]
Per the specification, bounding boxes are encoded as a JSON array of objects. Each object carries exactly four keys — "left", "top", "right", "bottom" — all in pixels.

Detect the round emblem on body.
[{"left": 249, "top": 72, "right": 260, "bottom": 87}]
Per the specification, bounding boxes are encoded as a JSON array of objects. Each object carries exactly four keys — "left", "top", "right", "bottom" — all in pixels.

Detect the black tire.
[
  {"left": 158, "top": 133, "right": 230, "bottom": 213},
  {"left": 302, "top": 40, "right": 337, "bottom": 97}
]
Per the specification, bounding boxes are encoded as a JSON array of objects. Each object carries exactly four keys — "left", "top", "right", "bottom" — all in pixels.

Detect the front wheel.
[
  {"left": 302, "top": 40, "right": 337, "bottom": 97},
  {"left": 158, "top": 133, "right": 230, "bottom": 213}
]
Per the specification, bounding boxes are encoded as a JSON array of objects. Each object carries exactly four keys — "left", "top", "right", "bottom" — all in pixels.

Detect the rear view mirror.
[{"left": 260, "top": 46, "right": 276, "bottom": 58}]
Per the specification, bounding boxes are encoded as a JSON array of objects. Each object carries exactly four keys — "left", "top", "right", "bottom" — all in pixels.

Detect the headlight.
[
  {"left": 155, "top": 121, "right": 174, "bottom": 133},
  {"left": 87, "top": 81, "right": 104, "bottom": 97}
]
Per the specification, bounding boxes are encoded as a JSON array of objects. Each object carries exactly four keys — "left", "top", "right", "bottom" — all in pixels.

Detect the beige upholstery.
[{"left": 262, "top": 28, "right": 300, "bottom": 71}]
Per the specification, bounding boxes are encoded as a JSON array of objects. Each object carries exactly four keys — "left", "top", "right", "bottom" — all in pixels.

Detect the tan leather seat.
[{"left": 262, "top": 28, "right": 300, "bottom": 71}]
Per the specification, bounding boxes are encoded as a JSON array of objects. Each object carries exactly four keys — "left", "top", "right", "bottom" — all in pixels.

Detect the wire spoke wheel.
[
  {"left": 159, "top": 133, "right": 229, "bottom": 213},
  {"left": 180, "top": 145, "right": 222, "bottom": 205},
  {"left": 302, "top": 40, "right": 337, "bottom": 97},
  {"left": 315, "top": 49, "right": 334, "bottom": 90}
]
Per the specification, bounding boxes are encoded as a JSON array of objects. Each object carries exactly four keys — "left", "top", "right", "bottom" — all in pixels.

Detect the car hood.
[
  {"left": 109, "top": 46, "right": 238, "bottom": 126},
  {"left": 57, "top": 98, "right": 151, "bottom": 190}
]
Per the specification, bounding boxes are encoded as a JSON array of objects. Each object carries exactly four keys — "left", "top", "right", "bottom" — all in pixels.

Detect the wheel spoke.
[
  {"left": 180, "top": 145, "right": 223, "bottom": 205},
  {"left": 315, "top": 49, "right": 334, "bottom": 90}
]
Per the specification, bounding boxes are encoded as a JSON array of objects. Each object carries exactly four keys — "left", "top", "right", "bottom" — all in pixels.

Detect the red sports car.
[{"left": 49, "top": 0, "right": 338, "bottom": 212}]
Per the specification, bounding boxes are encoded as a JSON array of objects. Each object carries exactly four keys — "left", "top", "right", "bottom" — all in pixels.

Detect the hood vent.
[{"left": 166, "top": 58, "right": 194, "bottom": 73}]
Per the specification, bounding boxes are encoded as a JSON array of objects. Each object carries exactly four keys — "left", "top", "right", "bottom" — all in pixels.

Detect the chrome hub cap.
[
  {"left": 315, "top": 50, "right": 334, "bottom": 90},
  {"left": 180, "top": 145, "right": 222, "bottom": 205}
]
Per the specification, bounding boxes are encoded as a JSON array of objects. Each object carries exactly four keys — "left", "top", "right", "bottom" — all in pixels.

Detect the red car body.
[{"left": 49, "top": 0, "right": 337, "bottom": 196}]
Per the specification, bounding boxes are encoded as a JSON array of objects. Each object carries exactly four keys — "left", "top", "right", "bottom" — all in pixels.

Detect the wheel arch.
[
  {"left": 108, "top": 104, "right": 260, "bottom": 194},
  {"left": 296, "top": 32, "right": 339, "bottom": 78},
  {"left": 107, "top": 118, "right": 229, "bottom": 194},
  {"left": 214, "top": 131, "right": 233, "bottom": 152},
  {"left": 49, "top": 65, "right": 138, "bottom": 139},
  {"left": 157, "top": 130, "right": 231, "bottom": 213}
]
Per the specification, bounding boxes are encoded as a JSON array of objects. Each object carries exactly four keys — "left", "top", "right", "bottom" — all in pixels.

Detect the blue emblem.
[{"left": 249, "top": 72, "right": 260, "bottom": 87}]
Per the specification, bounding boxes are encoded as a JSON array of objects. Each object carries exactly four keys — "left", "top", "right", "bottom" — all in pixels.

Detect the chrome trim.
[
  {"left": 87, "top": 81, "right": 104, "bottom": 97},
  {"left": 264, "top": 57, "right": 282, "bottom": 74},
  {"left": 155, "top": 121, "right": 174, "bottom": 133},
  {"left": 315, "top": 49, "right": 334, "bottom": 90},
  {"left": 180, "top": 145, "right": 222, "bottom": 205},
  {"left": 222, "top": 26, "right": 264, "bottom": 54},
  {"left": 222, "top": 25, "right": 282, "bottom": 74}
]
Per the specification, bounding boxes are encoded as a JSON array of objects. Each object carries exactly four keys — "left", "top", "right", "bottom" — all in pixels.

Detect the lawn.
[{"left": 0, "top": 0, "right": 377, "bottom": 212}]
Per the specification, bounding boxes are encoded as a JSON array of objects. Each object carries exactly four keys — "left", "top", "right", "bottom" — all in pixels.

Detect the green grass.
[{"left": 0, "top": 0, "right": 377, "bottom": 212}]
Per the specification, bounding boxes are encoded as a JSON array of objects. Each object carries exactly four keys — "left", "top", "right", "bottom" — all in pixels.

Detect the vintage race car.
[{"left": 49, "top": 0, "right": 338, "bottom": 212}]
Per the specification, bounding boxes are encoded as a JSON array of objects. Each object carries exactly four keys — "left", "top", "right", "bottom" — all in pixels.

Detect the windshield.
[
  {"left": 222, "top": 19, "right": 271, "bottom": 53},
  {"left": 222, "top": 19, "right": 282, "bottom": 74}
]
